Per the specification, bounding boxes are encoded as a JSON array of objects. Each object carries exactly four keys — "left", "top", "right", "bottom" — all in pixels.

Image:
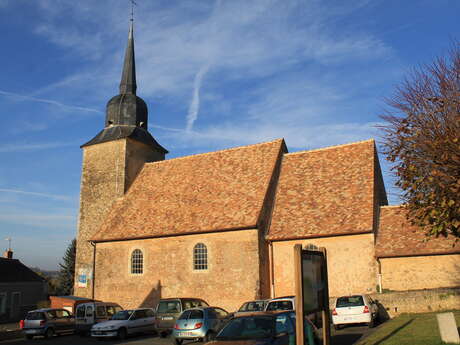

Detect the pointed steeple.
[
  {"left": 81, "top": 22, "right": 168, "bottom": 155},
  {"left": 119, "top": 23, "right": 137, "bottom": 95}
]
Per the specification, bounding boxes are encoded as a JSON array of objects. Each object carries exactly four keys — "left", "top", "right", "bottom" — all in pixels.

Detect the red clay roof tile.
[
  {"left": 267, "top": 140, "right": 377, "bottom": 240},
  {"left": 375, "top": 205, "right": 458, "bottom": 257},
  {"left": 91, "top": 139, "right": 285, "bottom": 242}
]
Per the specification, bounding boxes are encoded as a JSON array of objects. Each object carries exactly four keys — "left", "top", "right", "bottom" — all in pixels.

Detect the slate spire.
[
  {"left": 119, "top": 23, "right": 137, "bottom": 95},
  {"left": 81, "top": 22, "right": 168, "bottom": 155}
]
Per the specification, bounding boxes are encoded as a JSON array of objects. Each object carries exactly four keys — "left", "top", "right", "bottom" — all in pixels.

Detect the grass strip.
[{"left": 355, "top": 311, "right": 460, "bottom": 345}]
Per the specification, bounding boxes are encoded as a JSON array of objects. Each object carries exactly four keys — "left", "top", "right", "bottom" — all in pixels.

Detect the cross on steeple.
[{"left": 130, "top": 0, "right": 137, "bottom": 23}]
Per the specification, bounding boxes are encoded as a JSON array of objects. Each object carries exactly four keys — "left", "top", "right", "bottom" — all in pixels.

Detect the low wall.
[{"left": 329, "top": 287, "right": 460, "bottom": 319}]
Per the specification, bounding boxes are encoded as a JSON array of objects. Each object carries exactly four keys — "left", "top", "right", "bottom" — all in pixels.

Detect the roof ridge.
[
  {"left": 146, "top": 138, "right": 284, "bottom": 165},
  {"left": 285, "top": 139, "right": 375, "bottom": 156}
]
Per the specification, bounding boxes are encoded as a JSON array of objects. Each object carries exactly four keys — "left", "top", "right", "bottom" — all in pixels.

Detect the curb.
[{"left": 0, "top": 330, "right": 22, "bottom": 342}]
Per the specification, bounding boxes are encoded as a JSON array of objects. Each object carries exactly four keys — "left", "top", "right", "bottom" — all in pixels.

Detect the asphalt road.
[{"left": 0, "top": 324, "right": 375, "bottom": 345}]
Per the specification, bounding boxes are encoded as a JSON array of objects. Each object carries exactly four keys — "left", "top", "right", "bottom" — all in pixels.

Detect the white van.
[{"left": 75, "top": 302, "right": 122, "bottom": 335}]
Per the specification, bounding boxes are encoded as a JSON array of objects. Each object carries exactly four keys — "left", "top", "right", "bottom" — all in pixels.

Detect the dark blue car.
[{"left": 207, "top": 311, "right": 320, "bottom": 345}]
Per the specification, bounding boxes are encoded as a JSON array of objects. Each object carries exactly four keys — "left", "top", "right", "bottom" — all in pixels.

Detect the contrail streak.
[
  {"left": 0, "top": 188, "right": 72, "bottom": 201},
  {"left": 0, "top": 90, "right": 102, "bottom": 114},
  {"left": 186, "top": 63, "right": 211, "bottom": 132}
]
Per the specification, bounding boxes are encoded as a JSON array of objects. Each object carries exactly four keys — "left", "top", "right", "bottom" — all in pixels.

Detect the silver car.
[
  {"left": 171, "top": 307, "right": 229, "bottom": 344},
  {"left": 90, "top": 308, "right": 155, "bottom": 339},
  {"left": 22, "top": 308, "right": 75, "bottom": 339}
]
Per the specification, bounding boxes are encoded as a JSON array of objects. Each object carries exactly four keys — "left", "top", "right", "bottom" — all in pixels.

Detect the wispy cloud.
[
  {"left": 0, "top": 141, "right": 75, "bottom": 153},
  {"left": 0, "top": 90, "right": 102, "bottom": 114},
  {"left": 186, "top": 63, "right": 211, "bottom": 131},
  {"left": 0, "top": 188, "right": 72, "bottom": 201},
  {"left": 0, "top": 211, "right": 75, "bottom": 229}
]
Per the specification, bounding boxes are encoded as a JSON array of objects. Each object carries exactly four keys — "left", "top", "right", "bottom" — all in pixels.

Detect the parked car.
[
  {"left": 22, "top": 308, "right": 75, "bottom": 339},
  {"left": 155, "top": 298, "right": 208, "bottom": 336},
  {"left": 171, "top": 307, "right": 229, "bottom": 344},
  {"left": 265, "top": 296, "right": 322, "bottom": 328},
  {"left": 90, "top": 308, "right": 155, "bottom": 339},
  {"left": 331, "top": 295, "right": 378, "bottom": 329},
  {"left": 208, "top": 310, "right": 319, "bottom": 345},
  {"left": 235, "top": 300, "right": 268, "bottom": 316},
  {"left": 265, "top": 296, "right": 295, "bottom": 312},
  {"left": 75, "top": 301, "right": 122, "bottom": 335}
]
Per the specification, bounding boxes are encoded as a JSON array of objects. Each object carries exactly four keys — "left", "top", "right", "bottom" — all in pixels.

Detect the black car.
[{"left": 207, "top": 311, "right": 320, "bottom": 345}]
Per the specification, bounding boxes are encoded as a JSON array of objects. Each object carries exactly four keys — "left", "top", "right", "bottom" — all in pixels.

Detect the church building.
[{"left": 74, "top": 24, "right": 459, "bottom": 311}]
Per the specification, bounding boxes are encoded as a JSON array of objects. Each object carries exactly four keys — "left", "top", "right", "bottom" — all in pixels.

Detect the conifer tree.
[{"left": 57, "top": 238, "right": 76, "bottom": 295}]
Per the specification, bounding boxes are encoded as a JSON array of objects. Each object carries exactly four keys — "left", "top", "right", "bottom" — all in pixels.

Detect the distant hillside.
[{"left": 31, "top": 267, "right": 59, "bottom": 278}]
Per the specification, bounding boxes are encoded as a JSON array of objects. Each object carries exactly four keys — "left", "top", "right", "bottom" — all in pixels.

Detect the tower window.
[
  {"left": 193, "top": 243, "right": 208, "bottom": 270},
  {"left": 131, "top": 249, "right": 143, "bottom": 274}
]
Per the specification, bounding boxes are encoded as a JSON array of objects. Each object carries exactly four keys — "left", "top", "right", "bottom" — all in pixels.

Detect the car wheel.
[
  {"left": 172, "top": 338, "right": 183, "bottom": 345},
  {"left": 45, "top": 328, "right": 54, "bottom": 339},
  {"left": 25, "top": 334, "right": 34, "bottom": 340},
  {"left": 204, "top": 331, "right": 215, "bottom": 342},
  {"left": 117, "top": 328, "right": 127, "bottom": 340}
]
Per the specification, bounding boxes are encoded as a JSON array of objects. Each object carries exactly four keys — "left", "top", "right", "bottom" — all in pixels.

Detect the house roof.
[
  {"left": 92, "top": 139, "right": 286, "bottom": 242},
  {"left": 267, "top": 140, "right": 379, "bottom": 240},
  {"left": 0, "top": 258, "right": 45, "bottom": 283},
  {"left": 375, "top": 205, "right": 459, "bottom": 258}
]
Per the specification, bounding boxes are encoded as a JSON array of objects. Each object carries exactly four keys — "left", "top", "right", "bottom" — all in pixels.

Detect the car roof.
[
  {"left": 233, "top": 310, "right": 292, "bottom": 318},
  {"left": 28, "top": 308, "right": 66, "bottom": 313},
  {"left": 159, "top": 298, "right": 206, "bottom": 301},
  {"left": 268, "top": 296, "right": 295, "bottom": 301}
]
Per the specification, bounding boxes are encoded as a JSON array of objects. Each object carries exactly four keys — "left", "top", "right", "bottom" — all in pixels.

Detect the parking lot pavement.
[
  {"left": 0, "top": 324, "right": 379, "bottom": 345},
  {"left": 0, "top": 333, "right": 202, "bottom": 345},
  {"left": 331, "top": 324, "right": 376, "bottom": 345}
]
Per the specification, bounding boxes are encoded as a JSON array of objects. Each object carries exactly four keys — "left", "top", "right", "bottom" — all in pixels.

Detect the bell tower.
[{"left": 74, "top": 22, "right": 167, "bottom": 298}]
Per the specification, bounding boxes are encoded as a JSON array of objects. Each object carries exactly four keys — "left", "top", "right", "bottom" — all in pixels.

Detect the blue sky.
[{"left": 0, "top": 0, "right": 458, "bottom": 270}]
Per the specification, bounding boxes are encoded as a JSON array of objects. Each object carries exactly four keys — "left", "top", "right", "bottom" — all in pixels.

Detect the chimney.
[{"left": 3, "top": 250, "right": 13, "bottom": 259}]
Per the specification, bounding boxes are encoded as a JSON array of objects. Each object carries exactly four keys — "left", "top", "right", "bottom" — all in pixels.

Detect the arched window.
[
  {"left": 193, "top": 243, "right": 208, "bottom": 270},
  {"left": 131, "top": 249, "right": 143, "bottom": 274}
]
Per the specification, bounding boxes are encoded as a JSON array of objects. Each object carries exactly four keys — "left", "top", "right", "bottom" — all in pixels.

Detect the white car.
[
  {"left": 265, "top": 296, "right": 296, "bottom": 311},
  {"left": 331, "top": 295, "right": 378, "bottom": 329},
  {"left": 90, "top": 308, "right": 155, "bottom": 339}
]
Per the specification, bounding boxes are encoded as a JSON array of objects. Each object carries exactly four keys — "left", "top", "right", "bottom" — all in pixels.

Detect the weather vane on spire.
[{"left": 130, "top": 0, "right": 137, "bottom": 23}]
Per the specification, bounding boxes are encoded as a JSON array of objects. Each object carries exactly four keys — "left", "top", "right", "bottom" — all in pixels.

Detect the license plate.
[
  {"left": 162, "top": 316, "right": 173, "bottom": 320},
  {"left": 93, "top": 331, "right": 103, "bottom": 335},
  {"left": 179, "top": 332, "right": 194, "bottom": 337},
  {"left": 343, "top": 317, "right": 353, "bottom": 321},
  {"left": 26, "top": 329, "right": 39, "bottom": 334}
]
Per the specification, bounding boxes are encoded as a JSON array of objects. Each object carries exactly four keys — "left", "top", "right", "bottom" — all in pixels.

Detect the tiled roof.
[
  {"left": 267, "top": 140, "right": 378, "bottom": 240},
  {"left": 92, "top": 139, "right": 285, "bottom": 242},
  {"left": 375, "top": 205, "right": 459, "bottom": 258},
  {"left": 0, "top": 258, "right": 45, "bottom": 283}
]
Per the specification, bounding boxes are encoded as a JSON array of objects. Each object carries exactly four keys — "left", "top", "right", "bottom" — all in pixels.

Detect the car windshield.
[
  {"left": 26, "top": 312, "right": 45, "bottom": 320},
  {"left": 111, "top": 310, "right": 134, "bottom": 320},
  {"left": 179, "top": 310, "right": 204, "bottom": 320},
  {"left": 157, "top": 301, "right": 181, "bottom": 314},
  {"left": 216, "top": 316, "right": 274, "bottom": 340},
  {"left": 266, "top": 301, "right": 293, "bottom": 311},
  {"left": 238, "top": 301, "right": 265, "bottom": 312},
  {"left": 336, "top": 296, "right": 364, "bottom": 308}
]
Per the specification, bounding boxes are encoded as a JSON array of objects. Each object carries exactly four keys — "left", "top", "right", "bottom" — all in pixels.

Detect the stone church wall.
[
  {"left": 75, "top": 140, "right": 127, "bottom": 298},
  {"left": 94, "top": 229, "right": 262, "bottom": 312},
  {"left": 271, "top": 233, "right": 377, "bottom": 298},
  {"left": 75, "top": 139, "right": 162, "bottom": 298},
  {"left": 380, "top": 254, "right": 460, "bottom": 291}
]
